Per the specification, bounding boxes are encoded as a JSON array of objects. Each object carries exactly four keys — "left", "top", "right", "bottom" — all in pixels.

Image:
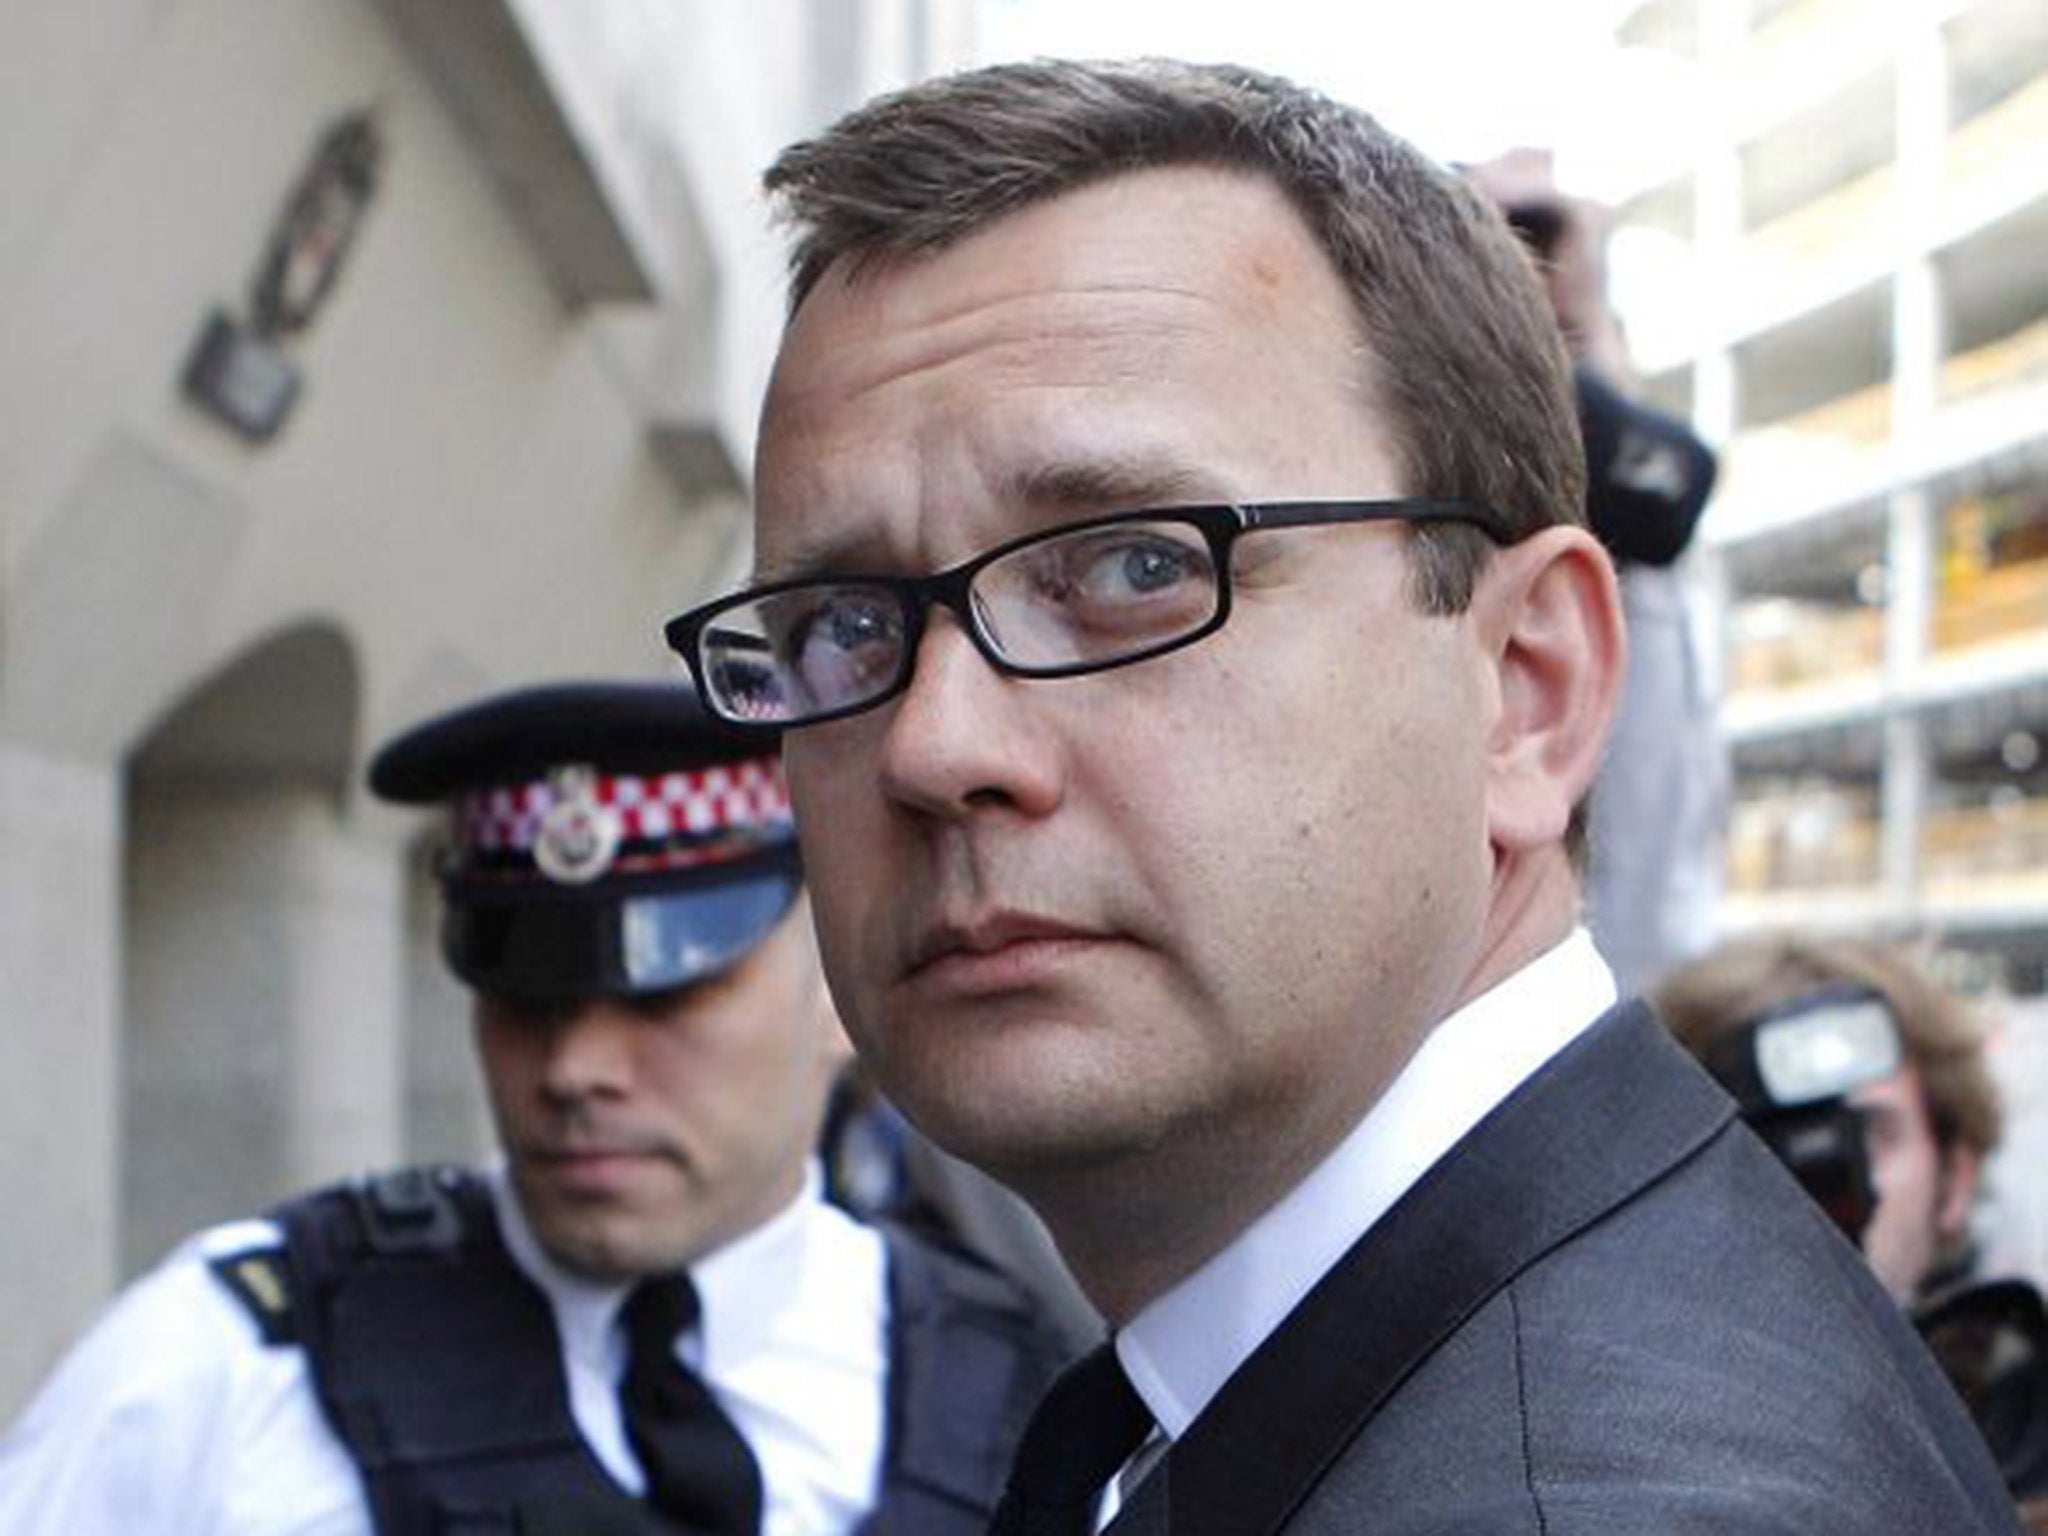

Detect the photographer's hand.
[{"left": 1466, "top": 148, "right": 1633, "bottom": 391}]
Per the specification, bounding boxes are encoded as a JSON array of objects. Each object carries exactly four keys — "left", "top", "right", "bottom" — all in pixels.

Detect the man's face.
[
  {"left": 753, "top": 167, "right": 1503, "bottom": 1228},
  {"left": 1852, "top": 1062, "right": 1976, "bottom": 1299},
  {"left": 475, "top": 902, "right": 844, "bottom": 1281}
]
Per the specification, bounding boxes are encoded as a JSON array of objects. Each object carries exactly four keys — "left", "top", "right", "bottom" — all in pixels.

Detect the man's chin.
[
  {"left": 515, "top": 1169, "right": 694, "bottom": 1281},
  {"left": 528, "top": 1206, "right": 692, "bottom": 1283},
  {"left": 912, "top": 1085, "right": 1168, "bottom": 1194}
]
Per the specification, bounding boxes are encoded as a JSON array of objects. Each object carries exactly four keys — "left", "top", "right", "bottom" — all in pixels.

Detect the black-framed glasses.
[{"left": 664, "top": 498, "right": 1513, "bottom": 730}]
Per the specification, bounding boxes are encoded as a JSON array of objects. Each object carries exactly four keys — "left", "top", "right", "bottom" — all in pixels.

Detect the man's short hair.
[
  {"left": 1654, "top": 933, "right": 2004, "bottom": 1159},
  {"left": 763, "top": 57, "right": 1586, "bottom": 616}
]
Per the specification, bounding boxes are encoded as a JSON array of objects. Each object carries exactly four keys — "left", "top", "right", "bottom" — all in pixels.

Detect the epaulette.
[
  {"left": 204, "top": 1166, "right": 475, "bottom": 1348},
  {"left": 207, "top": 1245, "right": 298, "bottom": 1346}
]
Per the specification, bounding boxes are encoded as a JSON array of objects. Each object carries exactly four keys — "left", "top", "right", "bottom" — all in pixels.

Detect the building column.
[
  {"left": 1882, "top": 486, "right": 1937, "bottom": 915},
  {"left": 280, "top": 804, "right": 410, "bottom": 1193},
  {"left": 0, "top": 743, "right": 122, "bottom": 1421}
]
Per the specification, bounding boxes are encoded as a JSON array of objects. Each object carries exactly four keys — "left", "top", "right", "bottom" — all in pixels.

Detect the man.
[
  {"left": 1655, "top": 932, "right": 2048, "bottom": 1522},
  {"left": 664, "top": 60, "right": 2019, "bottom": 1532},
  {"left": 1654, "top": 931, "right": 2004, "bottom": 1301},
  {"left": 0, "top": 681, "right": 1061, "bottom": 1535}
]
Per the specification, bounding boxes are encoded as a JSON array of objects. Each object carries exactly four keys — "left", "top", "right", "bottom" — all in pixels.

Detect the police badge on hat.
[
  {"left": 367, "top": 681, "right": 801, "bottom": 1003},
  {"left": 532, "top": 766, "right": 621, "bottom": 885}
]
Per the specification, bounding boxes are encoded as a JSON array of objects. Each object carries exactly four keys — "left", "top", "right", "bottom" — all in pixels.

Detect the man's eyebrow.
[
  {"left": 750, "top": 516, "right": 893, "bottom": 584},
  {"left": 748, "top": 454, "right": 1225, "bottom": 584},
  {"left": 751, "top": 538, "right": 856, "bottom": 586},
  {"left": 1005, "top": 456, "right": 1222, "bottom": 514}
]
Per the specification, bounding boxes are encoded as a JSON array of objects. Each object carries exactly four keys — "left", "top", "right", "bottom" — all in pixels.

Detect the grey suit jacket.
[{"left": 1110, "top": 1003, "right": 2020, "bottom": 1534}]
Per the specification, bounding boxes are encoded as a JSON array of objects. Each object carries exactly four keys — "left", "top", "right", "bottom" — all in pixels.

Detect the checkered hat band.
[{"left": 455, "top": 758, "right": 791, "bottom": 859}]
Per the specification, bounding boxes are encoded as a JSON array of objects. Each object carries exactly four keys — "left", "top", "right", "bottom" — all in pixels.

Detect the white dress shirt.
[
  {"left": 1114, "top": 930, "right": 1617, "bottom": 1463},
  {"left": 0, "top": 1163, "right": 887, "bottom": 1536}
]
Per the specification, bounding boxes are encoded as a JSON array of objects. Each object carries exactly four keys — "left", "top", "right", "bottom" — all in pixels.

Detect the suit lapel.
[{"left": 1111, "top": 1002, "right": 1735, "bottom": 1536}]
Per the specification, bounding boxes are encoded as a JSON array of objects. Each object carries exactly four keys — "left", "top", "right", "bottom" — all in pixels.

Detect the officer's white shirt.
[
  {"left": 1110, "top": 929, "right": 1618, "bottom": 1505},
  {"left": 0, "top": 1164, "right": 887, "bottom": 1536}
]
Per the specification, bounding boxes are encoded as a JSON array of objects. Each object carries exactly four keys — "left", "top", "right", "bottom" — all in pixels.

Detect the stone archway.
[{"left": 120, "top": 621, "right": 402, "bottom": 1274}]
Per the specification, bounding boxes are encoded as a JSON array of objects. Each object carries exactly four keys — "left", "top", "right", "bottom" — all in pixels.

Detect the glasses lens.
[
  {"left": 975, "top": 517, "right": 1221, "bottom": 670},
  {"left": 697, "top": 584, "right": 908, "bottom": 723}
]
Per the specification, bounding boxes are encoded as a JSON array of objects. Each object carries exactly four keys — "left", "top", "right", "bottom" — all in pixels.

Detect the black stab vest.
[{"left": 214, "top": 1166, "right": 1065, "bottom": 1536}]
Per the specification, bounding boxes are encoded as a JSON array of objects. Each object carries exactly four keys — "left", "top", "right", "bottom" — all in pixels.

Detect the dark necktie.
[
  {"left": 990, "top": 1342, "right": 1156, "bottom": 1536},
  {"left": 617, "top": 1274, "right": 764, "bottom": 1536}
]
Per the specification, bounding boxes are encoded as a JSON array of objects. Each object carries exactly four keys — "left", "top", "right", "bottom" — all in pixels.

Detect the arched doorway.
[{"left": 120, "top": 622, "right": 394, "bottom": 1274}]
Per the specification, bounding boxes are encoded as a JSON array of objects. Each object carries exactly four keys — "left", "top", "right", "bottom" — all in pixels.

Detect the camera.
[
  {"left": 1698, "top": 986, "right": 1898, "bottom": 1244},
  {"left": 1505, "top": 200, "right": 1567, "bottom": 260},
  {"left": 1574, "top": 368, "right": 1718, "bottom": 567}
]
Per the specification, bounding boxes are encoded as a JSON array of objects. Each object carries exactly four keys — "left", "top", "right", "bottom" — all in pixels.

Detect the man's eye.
[
  {"left": 779, "top": 591, "right": 906, "bottom": 705},
  {"left": 484, "top": 997, "right": 572, "bottom": 1032},
  {"left": 1855, "top": 1106, "right": 1899, "bottom": 1152},
  {"left": 790, "top": 599, "right": 901, "bottom": 668},
  {"left": 822, "top": 602, "right": 898, "bottom": 649},
  {"left": 764, "top": 591, "right": 894, "bottom": 662},
  {"left": 1101, "top": 541, "right": 1195, "bottom": 595},
  {"left": 1066, "top": 534, "right": 1211, "bottom": 602}
]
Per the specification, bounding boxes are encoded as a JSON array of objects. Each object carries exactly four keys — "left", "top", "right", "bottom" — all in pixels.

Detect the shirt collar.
[
  {"left": 493, "top": 1161, "right": 828, "bottom": 1377},
  {"left": 1118, "top": 928, "right": 1617, "bottom": 1439}
]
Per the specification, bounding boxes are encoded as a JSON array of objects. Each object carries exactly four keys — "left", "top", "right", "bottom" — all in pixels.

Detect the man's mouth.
[
  {"left": 525, "top": 1140, "right": 673, "bottom": 1194},
  {"left": 903, "top": 910, "right": 1113, "bottom": 995}
]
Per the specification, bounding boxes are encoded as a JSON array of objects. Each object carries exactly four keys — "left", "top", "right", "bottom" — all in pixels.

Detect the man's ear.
[
  {"left": 816, "top": 973, "right": 857, "bottom": 1070},
  {"left": 1468, "top": 525, "right": 1625, "bottom": 854},
  {"left": 1936, "top": 1143, "right": 1982, "bottom": 1247}
]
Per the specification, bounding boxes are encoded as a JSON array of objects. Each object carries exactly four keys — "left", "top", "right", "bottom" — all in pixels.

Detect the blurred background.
[{"left": 3, "top": 0, "right": 2044, "bottom": 1420}]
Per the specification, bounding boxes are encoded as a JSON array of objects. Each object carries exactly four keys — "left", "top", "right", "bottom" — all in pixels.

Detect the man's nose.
[
  {"left": 538, "top": 999, "right": 638, "bottom": 1103},
  {"left": 875, "top": 611, "right": 1063, "bottom": 823}
]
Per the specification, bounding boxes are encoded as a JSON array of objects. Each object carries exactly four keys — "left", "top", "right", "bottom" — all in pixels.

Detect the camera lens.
[{"left": 1506, "top": 203, "right": 1564, "bottom": 259}]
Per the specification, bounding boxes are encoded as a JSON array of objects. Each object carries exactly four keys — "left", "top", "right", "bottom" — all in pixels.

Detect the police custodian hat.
[{"left": 369, "top": 681, "right": 799, "bottom": 1004}]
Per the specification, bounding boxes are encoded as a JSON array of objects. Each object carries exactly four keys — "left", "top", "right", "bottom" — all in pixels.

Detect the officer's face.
[
  {"left": 752, "top": 166, "right": 1600, "bottom": 1309},
  {"left": 474, "top": 901, "right": 846, "bottom": 1281}
]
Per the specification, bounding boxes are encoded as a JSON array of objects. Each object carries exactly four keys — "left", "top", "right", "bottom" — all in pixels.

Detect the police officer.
[{"left": 0, "top": 681, "right": 1065, "bottom": 1536}]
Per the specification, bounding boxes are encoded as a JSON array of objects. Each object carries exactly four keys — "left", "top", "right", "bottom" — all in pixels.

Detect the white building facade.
[
  {"left": 1608, "top": 0, "right": 2048, "bottom": 1277},
  {"left": 0, "top": 0, "right": 974, "bottom": 1419}
]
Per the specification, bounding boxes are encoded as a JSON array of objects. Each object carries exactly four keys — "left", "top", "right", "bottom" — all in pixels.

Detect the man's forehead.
[
  {"left": 753, "top": 163, "right": 1377, "bottom": 573},
  {"left": 766, "top": 164, "right": 1350, "bottom": 396}
]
